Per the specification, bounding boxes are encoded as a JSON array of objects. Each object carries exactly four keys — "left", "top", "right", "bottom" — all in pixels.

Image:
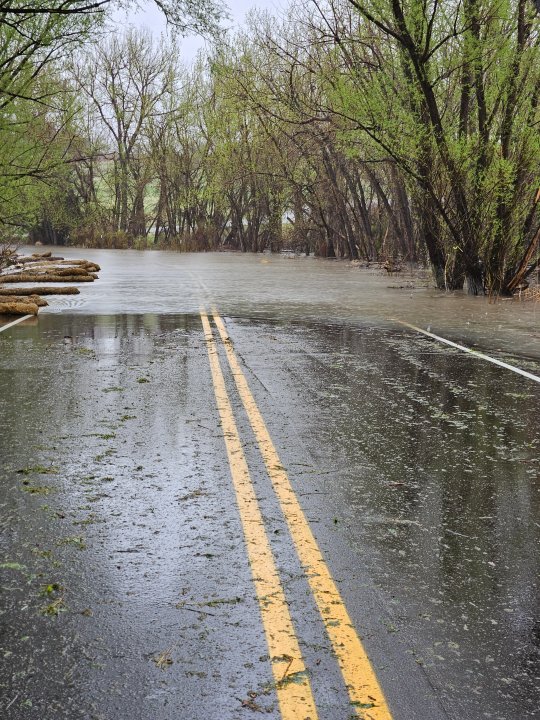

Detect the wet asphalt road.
[{"left": 1, "top": 250, "right": 539, "bottom": 720}]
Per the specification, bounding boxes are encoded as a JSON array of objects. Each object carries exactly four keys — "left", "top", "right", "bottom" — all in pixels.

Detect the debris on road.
[
  {"left": 153, "top": 648, "right": 174, "bottom": 670},
  {"left": 0, "top": 285, "right": 80, "bottom": 295},
  {"left": 0, "top": 272, "right": 94, "bottom": 283},
  {"left": 0, "top": 300, "right": 39, "bottom": 315},
  {"left": 0, "top": 294, "right": 47, "bottom": 306},
  {"left": 0, "top": 250, "right": 99, "bottom": 315}
]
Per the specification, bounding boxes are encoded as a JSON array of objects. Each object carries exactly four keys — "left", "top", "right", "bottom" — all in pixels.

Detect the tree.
[
  {"left": 146, "top": 62, "right": 218, "bottom": 247},
  {"left": 0, "top": 0, "right": 226, "bottom": 241},
  {"left": 68, "top": 29, "right": 176, "bottom": 239},
  {"left": 329, "top": 0, "right": 540, "bottom": 293}
]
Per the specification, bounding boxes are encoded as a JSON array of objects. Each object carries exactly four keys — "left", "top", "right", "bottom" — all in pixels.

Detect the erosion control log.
[
  {"left": 0, "top": 273, "right": 95, "bottom": 283},
  {"left": 0, "top": 286, "right": 80, "bottom": 296},
  {"left": 0, "top": 295, "right": 48, "bottom": 307},
  {"left": 0, "top": 301, "right": 39, "bottom": 316},
  {"left": 0, "top": 252, "right": 98, "bottom": 315}
]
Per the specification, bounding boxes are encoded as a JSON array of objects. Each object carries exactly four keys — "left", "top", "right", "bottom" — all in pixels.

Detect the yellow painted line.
[
  {"left": 200, "top": 311, "right": 318, "bottom": 720},
  {"left": 0, "top": 315, "right": 33, "bottom": 334},
  {"left": 212, "top": 312, "right": 393, "bottom": 720}
]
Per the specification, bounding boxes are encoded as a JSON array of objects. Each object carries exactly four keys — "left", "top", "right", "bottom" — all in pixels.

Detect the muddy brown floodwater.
[
  {"left": 24, "top": 247, "right": 539, "bottom": 360},
  {"left": 1, "top": 248, "right": 539, "bottom": 720}
]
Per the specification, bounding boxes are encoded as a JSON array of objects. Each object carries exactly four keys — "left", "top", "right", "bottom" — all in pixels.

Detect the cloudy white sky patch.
[{"left": 113, "top": 0, "right": 287, "bottom": 62}]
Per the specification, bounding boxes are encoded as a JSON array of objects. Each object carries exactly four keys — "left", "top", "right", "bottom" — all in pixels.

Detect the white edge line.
[
  {"left": 0, "top": 314, "right": 34, "bottom": 334},
  {"left": 393, "top": 319, "right": 540, "bottom": 385}
]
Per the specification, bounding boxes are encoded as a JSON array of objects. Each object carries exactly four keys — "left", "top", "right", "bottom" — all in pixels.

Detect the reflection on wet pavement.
[
  {"left": 0, "top": 316, "right": 281, "bottom": 719},
  {"left": 226, "top": 317, "right": 540, "bottom": 719}
]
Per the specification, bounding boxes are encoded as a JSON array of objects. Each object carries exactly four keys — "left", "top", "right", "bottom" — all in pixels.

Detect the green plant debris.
[
  {"left": 271, "top": 654, "right": 293, "bottom": 664},
  {"left": 276, "top": 669, "right": 309, "bottom": 689},
  {"left": 40, "top": 582, "right": 62, "bottom": 596},
  {"left": 239, "top": 696, "right": 264, "bottom": 711},
  {"left": 73, "top": 514, "right": 101, "bottom": 526},
  {"left": 175, "top": 601, "right": 216, "bottom": 617},
  {"left": 31, "top": 549, "right": 52, "bottom": 559},
  {"left": 137, "top": 377, "right": 149, "bottom": 383},
  {"left": 153, "top": 648, "right": 173, "bottom": 670},
  {"left": 178, "top": 488, "right": 207, "bottom": 501},
  {"left": 120, "top": 415, "right": 137, "bottom": 421},
  {"left": 21, "top": 483, "right": 53, "bottom": 495},
  {"left": 57, "top": 536, "right": 86, "bottom": 550},
  {"left": 0, "top": 562, "right": 26, "bottom": 571},
  {"left": 351, "top": 700, "right": 376, "bottom": 709},
  {"left": 98, "top": 433, "right": 116, "bottom": 440},
  {"left": 95, "top": 449, "right": 116, "bottom": 462},
  {"left": 86, "top": 493, "right": 110, "bottom": 502},
  {"left": 41, "top": 597, "right": 66, "bottom": 616},
  {"left": 102, "top": 386, "right": 124, "bottom": 393},
  {"left": 201, "top": 596, "right": 243, "bottom": 608},
  {"left": 17, "top": 465, "right": 59, "bottom": 475}
]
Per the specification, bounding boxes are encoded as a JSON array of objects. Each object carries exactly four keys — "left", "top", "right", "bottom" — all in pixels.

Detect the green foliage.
[
  {"left": 324, "top": 0, "right": 540, "bottom": 291},
  {"left": 0, "top": 0, "right": 227, "bottom": 238}
]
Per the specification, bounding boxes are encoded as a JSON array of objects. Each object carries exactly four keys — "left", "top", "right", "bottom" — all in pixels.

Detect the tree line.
[{"left": 0, "top": 0, "right": 539, "bottom": 294}]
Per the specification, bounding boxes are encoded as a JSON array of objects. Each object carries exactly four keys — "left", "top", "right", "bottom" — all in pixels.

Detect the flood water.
[{"left": 26, "top": 246, "right": 540, "bottom": 363}]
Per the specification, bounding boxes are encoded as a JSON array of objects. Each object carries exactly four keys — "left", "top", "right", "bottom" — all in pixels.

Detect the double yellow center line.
[{"left": 201, "top": 310, "right": 392, "bottom": 720}]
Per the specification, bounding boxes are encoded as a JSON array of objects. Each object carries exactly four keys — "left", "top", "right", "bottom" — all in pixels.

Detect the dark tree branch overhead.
[
  {"left": 0, "top": 0, "right": 227, "bottom": 108},
  {"left": 0, "top": 0, "right": 109, "bottom": 13},
  {"left": 0, "top": 0, "right": 227, "bottom": 35}
]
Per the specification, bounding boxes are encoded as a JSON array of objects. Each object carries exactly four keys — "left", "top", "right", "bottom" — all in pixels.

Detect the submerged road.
[{"left": 0, "top": 251, "right": 539, "bottom": 720}]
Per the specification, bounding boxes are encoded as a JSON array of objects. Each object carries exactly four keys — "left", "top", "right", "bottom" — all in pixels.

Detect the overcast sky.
[{"left": 113, "top": 0, "right": 287, "bottom": 63}]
